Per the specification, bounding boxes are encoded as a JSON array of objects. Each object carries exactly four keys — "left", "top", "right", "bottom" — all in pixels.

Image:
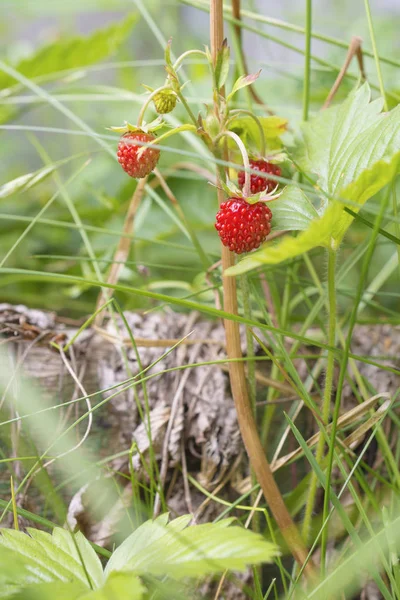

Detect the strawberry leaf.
[
  {"left": 296, "top": 83, "right": 400, "bottom": 229},
  {"left": 105, "top": 513, "right": 277, "bottom": 579},
  {"left": 0, "top": 17, "right": 136, "bottom": 91},
  {"left": 0, "top": 165, "right": 56, "bottom": 199},
  {"left": 227, "top": 70, "right": 261, "bottom": 102},
  {"left": 165, "top": 38, "right": 173, "bottom": 68},
  {"left": 9, "top": 582, "right": 87, "bottom": 600},
  {"left": 0, "top": 527, "right": 104, "bottom": 589},
  {"left": 332, "top": 154, "right": 400, "bottom": 241},
  {"left": 0, "top": 16, "right": 137, "bottom": 125},
  {"left": 81, "top": 573, "right": 145, "bottom": 600},
  {"left": 214, "top": 39, "right": 230, "bottom": 91},
  {"left": 8, "top": 574, "right": 145, "bottom": 600},
  {"left": 228, "top": 83, "right": 400, "bottom": 275},
  {"left": 227, "top": 203, "right": 339, "bottom": 275},
  {"left": 270, "top": 185, "right": 319, "bottom": 231},
  {"left": 229, "top": 116, "right": 288, "bottom": 151}
]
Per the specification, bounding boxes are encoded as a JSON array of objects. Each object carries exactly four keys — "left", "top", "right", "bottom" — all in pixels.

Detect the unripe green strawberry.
[{"left": 153, "top": 90, "right": 177, "bottom": 114}]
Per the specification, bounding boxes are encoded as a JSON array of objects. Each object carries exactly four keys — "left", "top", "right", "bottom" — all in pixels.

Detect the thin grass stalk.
[
  {"left": 364, "top": 0, "right": 388, "bottom": 112},
  {"left": 181, "top": 0, "right": 400, "bottom": 70},
  {"left": 301, "top": 249, "right": 336, "bottom": 552},
  {"left": 181, "top": 0, "right": 400, "bottom": 104},
  {"left": 210, "top": 0, "right": 314, "bottom": 578},
  {"left": 322, "top": 184, "right": 393, "bottom": 538},
  {"left": 94, "top": 177, "right": 147, "bottom": 325},
  {"left": 363, "top": 0, "right": 400, "bottom": 286},
  {"left": 302, "top": 0, "right": 312, "bottom": 122}
]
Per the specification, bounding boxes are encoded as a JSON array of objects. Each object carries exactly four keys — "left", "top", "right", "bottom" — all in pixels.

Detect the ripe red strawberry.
[
  {"left": 215, "top": 197, "right": 272, "bottom": 254},
  {"left": 238, "top": 159, "right": 281, "bottom": 195},
  {"left": 117, "top": 131, "right": 160, "bottom": 178}
]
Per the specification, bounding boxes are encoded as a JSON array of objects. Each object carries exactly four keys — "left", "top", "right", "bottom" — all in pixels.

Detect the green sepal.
[
  {"left": 217, "top": 179, "right": 241, "bottom": 198},
  {"left": 165, "top": 37, "right": 173, "bottom": 67},
  {"left": 108, "top": 121, "right": 140, "bottom": 134},
  {"left": 214, "top": 38, "right": 230, "bottom": 91},
  {"left": 108, "top": 118, "right": 165, "bottom": 135},
  {"left": 269, "top": 185, "right": 319, "bottom": 231}
]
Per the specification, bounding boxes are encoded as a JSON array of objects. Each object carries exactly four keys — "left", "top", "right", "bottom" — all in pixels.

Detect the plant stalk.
[
  {"left": 364, "top": 0, "right": 388, "bottom": 112},
  {"left": 94, "top": 177, "right": 147, "bottom": 326},
  {"left": 227, "top": 110, "right": 266, "bottom": 156},
  {"left": 173, "top": 49, "right": 208, "bottom": 71},
  {"left": 214, "top": 130, "right": 251, "bottom": 197},
  {"left": 176, "top": 91, "right": 199, "bottom": 126},
  {"left": 145, "top": 124, "right": 197, "bottom": 151},
  {"left": 322, "top": 36, "right": 364, "bottom": 110},
  {"left": 302, "top": 0, "right": 312, "bottom": 122},
  {"left": 136, "top": 85, "right": 176, "bottom": 127},
  {"left": 301, "top": 247, "right": 337, "bottom": 563},
  {"left": 210, "top": 0, "right": 314, "bottom": 579}
]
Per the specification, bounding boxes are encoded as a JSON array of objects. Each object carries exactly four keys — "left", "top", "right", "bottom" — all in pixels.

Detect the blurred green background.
[{"left": 0, "top": 0, "right": 399, "bottom": 318}]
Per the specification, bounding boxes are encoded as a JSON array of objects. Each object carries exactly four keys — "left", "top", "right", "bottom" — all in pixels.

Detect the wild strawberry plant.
[
  {"left": 0, "top": 515, "right": 277, "bottom": 599},
  {"left": 110, "top": 29, "right": 400, "bottom": 584},
  {"left": 1, "top": 2, "right": 400, "bottom": 598},
  {"left": 112, "top": 38, "right": 287, "bottom": 250}
]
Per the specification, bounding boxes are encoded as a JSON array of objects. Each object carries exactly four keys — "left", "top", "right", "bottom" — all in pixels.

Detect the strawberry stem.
[
  {"left": 173, "top": 49, "right": 208, "bottom": 71},
  {"left": 136, "top": 85, "right": 176, "bottom": 127},
  {"left": 175, "top": 90, "right": 198, "bottom": 126},
  {"left": 210, "top": 0, "right": 315, "bottom": 582},
  {"left": 138, "top": 124, "right": 197, "bottom": 157},
  {"left": 226, "top": 109, "right": 266, "bottom": 156},
  {"left": 215, "top": 130, "right": 251, "bottom": 197}
]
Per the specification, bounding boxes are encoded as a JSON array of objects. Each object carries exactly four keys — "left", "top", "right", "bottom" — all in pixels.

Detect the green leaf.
[
  {"left": 0, "top": 527, "right": 104, "bottom": 589},
  {"left": 165, "top": 514, "right": 193, "bottom": 531},
  {"left": 227, "top": 202, "right": 340, "bottom": 275},
  {"left": 0, "top": 16, "right": 137, "bottom": 125},
  {"left": 0, "top": 165, "right": 56, "bottom": 199},
  {"left": 229, "top": 115, "right": 288, "bottom": 150},
  {"left": 0, "top": 545, "right": 36, "bottom": 597},
  {"left": 7, "top": 575, "right": 145, "bottom": 600},
  {"left": 105, "top": 514, "right": 278, "bottom": 580},
  {"left": 227, "top": 70, "right": 261, "bottom": 102},
  {"left": 297, "top": 85, "right": 379, "bottom": 192},
  {"left": 332, "top": 154, "right": 400, "bottom": 241},
  {"left": 0, "top": 16, "right": 137, "bottom": 92},
  {"left": 9, "top": 582, "right": 87, "bottom": 600},
  {"left": 229, "top": 83, "right": 400, "bottom": 275},
  {"left": 214, "top": 39, "right": 230, "bottom": 90},
  {"left": 105, "top": 514, "right": 174, "bottom": 575},
  {"left": 165, "top": 37, "right": 173, "bottom": 68},
  {"left": 81, "top": 573, "right": 145, "bottom": 600},
  {"left": 296, "top": 83, "right": 400, "bottom": 228},
  {"left": 270, "top": 185, "right": 319, "bottom": 232},
  {"left": 50, "top": 528, "right": 104, "bottom": 588}
]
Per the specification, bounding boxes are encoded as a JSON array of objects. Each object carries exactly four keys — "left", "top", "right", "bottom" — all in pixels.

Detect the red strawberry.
[
  {"left": 215, "top": 197, "right": 272, "bottom": 254},
  {"left": 117, "top": 131, "right": 160, "bottom": 178},
  {"left": 238, "top": 159, "right": 281, "bottom": 195}
]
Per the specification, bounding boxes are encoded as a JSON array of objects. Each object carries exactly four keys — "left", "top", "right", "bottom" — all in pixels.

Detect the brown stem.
[
  {"left": 94, "top": 177, "right": 147, "bottom": 326},
  {"left": 322, "top": 36, "right": 365, "bottom": 110},
  {"left": 210, "top": 0, "right": 315, "bottom": 579}
]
